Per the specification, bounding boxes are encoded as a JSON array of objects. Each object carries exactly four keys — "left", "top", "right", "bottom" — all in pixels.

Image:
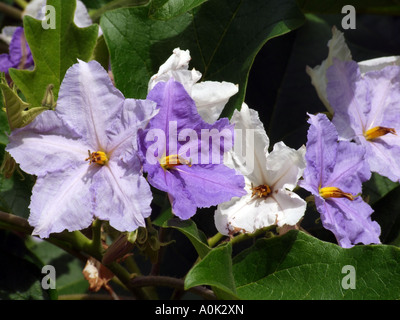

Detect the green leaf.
[
  {"left": 166, "top": 218, "right": 210, "bottom": 258},
  {"left": 149, "top": 0, "right": 207, "bottom": 19},
  {"left": 9, "top": 0, "right": 99, "bottom": 107},
  {"left": 233, "top": 231, "right": 400, "bottom": 299},
  {"left": 160, "top": 217, "right": 211, "bottom": 259},
  {"left": 184, "top": 242, "right": 237, "bottom": 299},
  {"left": 101, "top": 0, "right": 305, "bottom": 117},
  {"left": 26, "top": 238, "right": 88, "bottom": 296}
]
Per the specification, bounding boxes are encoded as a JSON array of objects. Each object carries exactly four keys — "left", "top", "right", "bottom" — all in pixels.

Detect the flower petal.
[
  {"left": 327, "top": 59, "right": 367, "bottom": 140},
  {"left": 266, "top": 141, "right": 306, "bottom": 191},
  {"left": 325, "top": 140, "right": 370, "bottom": 195},
  {"left": 299, "top": 113, "right": 338, "bottom": 194},
  {"left": 315, "top": 196, "right": 380, "bottom": 248},
  {"left": 28, "top": 164, "right": 96, "bottom": 238},
  {"left": 361, "top": 135, "right": 400, "bottom": 182},
  {"left": 306, "top": 26, "right": 352, "bottom": 113},
  {"left": 6, "top": 110, "right": 89, "bottom": 176},
  {"left": 56, "top": 60, "right": 125, "bottom": 150},
  {"left": 174, "top": 164, "right": 246, "bottom": 211},
  {"left": 272, "top": 189, "right": 306, "bottom": 227},
  {"left": 215, "top": 191, "right": 278, "bottom": 235},
  {"left": 91, "top": 159, "right": 152, "bottom": 231},
  {"left": 106, "top": 98, "right": 158, "bottom": 162},
  {"left": 227, "top": 103, "right": 270, "bottom": 184},
  {"left": 191, "top": 81, "right": 238, "bottom": 124},
  {"left": 148, "top": 48, "right": 200, "bottom": 92}
]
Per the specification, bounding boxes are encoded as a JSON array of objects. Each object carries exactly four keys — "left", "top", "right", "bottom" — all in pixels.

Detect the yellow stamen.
[
  {"left": 251, "top": 183, "right": 272, "bottom": 198},
  {"left": 364, "top": 126, "right": 396, "bottom": 141},
  {"left": 85, "top": 150, "right": 108, "bottom": 165},
  {"left": 319, "top": 186, "right": 355, "bottom": 201},
  {"left": 160, "top": 154, "right": 192, "bottom": 171}
]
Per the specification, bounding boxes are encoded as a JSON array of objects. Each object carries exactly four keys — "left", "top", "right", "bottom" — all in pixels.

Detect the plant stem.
[
  {"left": 0, "top": 211, "right": 152, "bottom": 299},
  {"left": 14, "top": 0, "right": 28, "bottom": 10},
  {"left": 207, "top": 232, "right": 224, "bottom": 247},
  {"left": 90, "top": 218, "right": 103, "bottom": 254},
  {"left": 0, "top": 3, "right": 22, "bottom": 20}
]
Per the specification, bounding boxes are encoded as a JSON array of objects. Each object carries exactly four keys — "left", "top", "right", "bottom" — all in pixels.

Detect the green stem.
[
  {"left": 0, "top": 2, "right": 22, "bottom": 20},
  {"left": 90, "top": 219, "right": 103, "bottom": 254},
  {"left": 14, "top": 0, "right": 28, "bottom": 10},
  {"left": 207, "top": 232, "right": 224, "bottom": 248},
  {"left": 230, "top": 225, "right": 276, "bottom": 246}
]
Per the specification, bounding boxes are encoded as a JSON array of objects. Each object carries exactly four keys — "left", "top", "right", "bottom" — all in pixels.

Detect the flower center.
[
  {"left": 364, "top": 126, "right": 396, "bottom": 141},
  {"left": 85, "top": 150, "right": 108, "bottom": 165},
  {"left": 319, "top": 186, "right": 355, "bottom": 201},
  {"left": 160, "top": 154, "right": 192, "bottom": 171},
  {"left": 251, "top": 184, "right": 272, "bottom": 198}
]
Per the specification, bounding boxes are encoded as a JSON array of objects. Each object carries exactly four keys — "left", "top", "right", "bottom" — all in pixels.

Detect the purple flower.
[
  {"left": 138, "top": 79, "right": 246, "bottom": 220},
  {"left": 299, "top": 113, "right": 381, "bottom": 248},
  {"left": 6, "top": 60, "right": 157, "bottom": 238},
  {"left": 327, "top": 59, "right": 400, "bottom": 182},
  {"left": 0, "top": 27, "right": 33, "bottom": 74}
]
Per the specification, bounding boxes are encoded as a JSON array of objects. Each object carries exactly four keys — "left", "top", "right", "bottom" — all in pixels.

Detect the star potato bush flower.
[
  {"left": 215, "top": 103, "right": 307, "bottom": 235},
  {"left": 327, "top": 59, "right": 400, "bottom": 183},
  {"left": 299, "top": 113, "right": 381, "bottom": 248},
  {"left": 6, "top": 60, "right": 157, "bottom": 238},
  {"left": 139, "top": 79, "right": 246, "bottom": 220}
]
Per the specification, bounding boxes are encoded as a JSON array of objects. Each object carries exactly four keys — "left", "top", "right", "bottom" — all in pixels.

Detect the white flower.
[
  {"left": 148, "top": 48, "right": 238, "bottom": 124},
  {"left": 214, "top": 103, "right": 306, "bottom": 235},
  {"left": 306, "top": 26, "right": 400, "bottom": 113}
]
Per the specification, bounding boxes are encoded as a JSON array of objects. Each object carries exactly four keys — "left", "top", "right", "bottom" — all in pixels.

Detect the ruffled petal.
[
  {"left": 325, "top": 140, "right": 370, "bottom": 194},
  {"left": 191, "top": 81, "right": 238, "bottom": 123},
  {"left": 6, "top": 110, "right": 89, "bottom": 176},
  {"left": 227, "top": 103, "right": 269, "bottom": 185},
  {"left": 272, "top": 189, "right": 306, "bottom": 227},
  {"left": 299, "top": 113, "right": 338, "bottom": 194},
  {"left": 306, "top": 26, "right": 352, "bottom": 113},
  {"left": 316, "top": 196, "right": 380, "bottom": 248},
  {"left": 28, "top": 164, "right": 97, "bottom": 238},
  {"left": 361, "top": 135, "right": 400, "bottom": 183},
  {"left": 266, "top": 141, "right": 306, "bottom": 191},
  {"left": 56, "top": 60, "right": 125, "bottom": 150},
  {"left": 90, "top": 159, "right": 152, "bottom": 231},
  {"left": 327, "top": 59, "right": 367, "bottom": 140},
  {"left": 173, "top": 164, "right": 245, "bottom": 211},
  {"left": 215, "top": 191, "right": 278, "bottom": 235}
]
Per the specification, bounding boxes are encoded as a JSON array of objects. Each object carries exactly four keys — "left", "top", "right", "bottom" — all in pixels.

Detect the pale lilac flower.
[
  {"left": 215, "top": 103, "right": 306, "bottom": 235},
  {"left": 6, "top": 60, "right": 157, "bottom": 238},
  {"left": 327, "top": 59, "right": 400, "bottom": 182},
  {"left": 299, "top": 113, "right": 381, "bottom": 248},
  {"left": 306, "top": 26, "right": 400, "bottom": 113},
  {"left": 139, "top": 79, "right": 245, "bottom": 220},
  {"left": 0, "top": 27, "right": 33, "bottom": 74},
  {"left": 148, "top": 48, "right": 238, "bottom": 124}
]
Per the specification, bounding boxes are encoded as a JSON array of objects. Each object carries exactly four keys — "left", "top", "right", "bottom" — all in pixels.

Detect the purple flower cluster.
[{"left": 4, "top": 37, "right": 392, "bottom": 249}]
